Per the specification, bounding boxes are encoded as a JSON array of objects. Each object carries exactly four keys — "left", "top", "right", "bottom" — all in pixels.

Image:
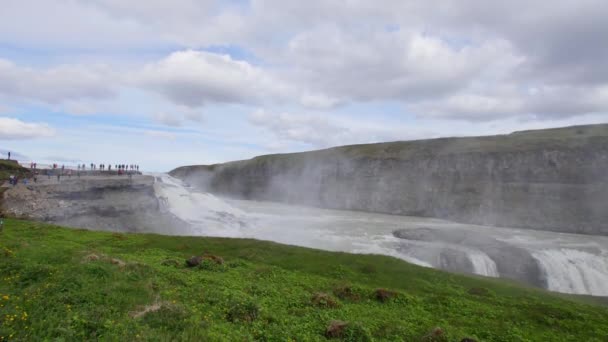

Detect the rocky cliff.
[
  {"left": 1, "top": 175, "right": 187, "bottom": 234},
  {"left": 171, "top": 124, "right": 608, "bottom": 235}
]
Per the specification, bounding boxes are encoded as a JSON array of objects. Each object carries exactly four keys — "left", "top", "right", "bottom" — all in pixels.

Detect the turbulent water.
[{"left": 153, "top": 174, "right": 608, "bottom": 296}]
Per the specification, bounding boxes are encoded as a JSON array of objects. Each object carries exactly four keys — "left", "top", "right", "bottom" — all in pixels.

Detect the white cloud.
[
  {"left": 0, "top": 58, "right": 115, "bottom": 104},
  {"left": 135, "top": 50, "right": 291, "bottom": 107},
  {"left": 282, "top": 26, "right": 521, "bottom": 106},
  {"left": 249, "top": 110, "right": 429, "bottom": 148},
  {"left": 144, "top": 130, "right": 176, "bottom": 140},
  {"left": 0, "top": 117, "right": 55, "bottom": 140}
]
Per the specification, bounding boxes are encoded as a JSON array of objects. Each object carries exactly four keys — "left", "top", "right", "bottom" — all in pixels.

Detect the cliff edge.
[{"left": 171, "top": 124, "right": 608, "bottom": 235}]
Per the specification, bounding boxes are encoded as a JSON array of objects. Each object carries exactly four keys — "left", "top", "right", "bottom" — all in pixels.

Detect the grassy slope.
[{"left": 1, "top": 220, "right": 608, "bottom": 341}]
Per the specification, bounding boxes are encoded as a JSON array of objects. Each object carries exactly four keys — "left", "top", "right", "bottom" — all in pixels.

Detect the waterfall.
[
  {"left": 532, "top": 249, "right": 608, "bottom": 296},
  {"left": 152, "top": 173, "right": 248, "bottom": 237},
  {"left": 468, "top": 251, "right": 499, "bottom": 277},
  {"left": 153, "top": 173, "right": 608, "bottom": 296}
]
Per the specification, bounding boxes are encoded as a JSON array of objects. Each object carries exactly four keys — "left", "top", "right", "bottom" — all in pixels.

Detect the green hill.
[{"left": 1, "top": 220, "right": 607, "bottom": 341}]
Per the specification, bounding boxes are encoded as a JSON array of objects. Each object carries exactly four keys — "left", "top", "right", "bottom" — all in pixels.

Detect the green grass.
[{"left": 1, "top": 220, "right": 608, "bottom": 341}]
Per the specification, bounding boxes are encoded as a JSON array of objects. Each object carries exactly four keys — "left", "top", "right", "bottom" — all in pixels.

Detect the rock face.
[
  {"left": 1, "top": 175, "right": 186, "bottom": 234},
  {"left": 171, "top": 124, "right": 608, "bottom": 235}
]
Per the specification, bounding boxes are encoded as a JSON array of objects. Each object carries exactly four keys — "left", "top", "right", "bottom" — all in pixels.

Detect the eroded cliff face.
[
  {"left": 171, "top": 124, "right": 608, "bottom": 235},
  {"left": 1, "top": 176, "right": 186, "bottom": 234}
]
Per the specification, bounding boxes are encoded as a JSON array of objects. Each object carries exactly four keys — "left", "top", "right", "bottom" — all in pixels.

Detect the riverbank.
[{"left": 1, "top": 219, "right": 607, "bottom": 341}]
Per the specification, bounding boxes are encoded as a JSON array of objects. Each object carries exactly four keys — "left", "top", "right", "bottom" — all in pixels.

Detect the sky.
[{"left": 0, "top": 0, "right": 607, "bottom": 171}]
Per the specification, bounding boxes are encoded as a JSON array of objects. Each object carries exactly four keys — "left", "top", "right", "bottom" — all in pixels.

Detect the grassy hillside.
[{"left": 1, "top": 220, "right": 608, "bottom": 341}]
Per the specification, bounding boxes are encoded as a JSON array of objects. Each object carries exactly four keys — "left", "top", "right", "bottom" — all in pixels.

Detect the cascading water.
[
  {"left": 532, "top": 249, "right": 608, "bottom": 296},
  {"left": 152, "top": 174, "right": 249, "bottom": 237},
  {"left": 153, "top": 174, "right": 608, "bottom": 296},
  {"left": 468, "top": 251, "right": 499, "bottom": 277}
]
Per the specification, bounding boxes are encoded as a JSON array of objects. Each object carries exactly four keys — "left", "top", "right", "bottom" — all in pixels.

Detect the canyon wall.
[
  {"left": 171, "top": 124, "right": 608, "bottom": 235},
  {"left": 1, "top": 176, "right": 187, "bottom": 234}
]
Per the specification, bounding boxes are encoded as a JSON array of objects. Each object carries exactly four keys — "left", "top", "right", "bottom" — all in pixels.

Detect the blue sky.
[{"left": 0, "top": 0, "right": 607, "bottom": 171}]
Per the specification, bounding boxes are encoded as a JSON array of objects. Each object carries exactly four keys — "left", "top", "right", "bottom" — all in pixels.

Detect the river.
[{"left": 153, "top": 174, "right": 608, "bottom": 296}]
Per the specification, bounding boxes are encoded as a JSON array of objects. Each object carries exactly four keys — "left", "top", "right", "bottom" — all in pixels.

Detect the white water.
[
  {"left": 468, "top": 251, "right": 499, "bottom": 278},
  {"left": 153, "top": 174, "right": 608, "bottom": 296},
  {"left": 532, "top": 249, "right": 608, "bottom": 296}
]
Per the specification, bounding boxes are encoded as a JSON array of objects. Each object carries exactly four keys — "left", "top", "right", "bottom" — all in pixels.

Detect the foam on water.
[{"left": 532, "top": 249, "right": 608, "bottom": 296}]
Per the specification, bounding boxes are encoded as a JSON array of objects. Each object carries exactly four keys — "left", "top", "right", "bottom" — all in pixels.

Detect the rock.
[
  {"left": 325, "top": 320, "right": 348, "bottom": 339},
  {"left": 374, "top": 288, "right": 398, "bottom": 302},
  {"left": 185, "top": 256, "right": 203, "bottom": 267}
]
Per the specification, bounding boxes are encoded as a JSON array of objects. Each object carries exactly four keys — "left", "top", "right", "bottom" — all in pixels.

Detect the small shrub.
[
  {"left": 84, "top": 263, "right": 111, "bottom": 280},
  {"left": 325, "top": 320, "right": 372, "bottom": 341},
  {"left": 124, "top": 262, "right": 152, "bottom": 281},
  {"left": 18, "top": 264, "right": 54, "bottom": 286},
  {"left": 82, "top": 253, "right": 101, "bottom": 262},
  {"left": 198, "top": 259, "right": 226, "bottom": 272},
  {"left": 161, "top": 259, "right": 181, "bottom": 267},
  {"left": 141, "top": 304, "right": 189, "bottom": 331},
  {"left": 111, "top": 233, "right": 127, "bottom": 240},
  {"left": 359, "top": 264, "right": 377, "bottom": 274},
  {"left": 342, "top": 322, "right": 373, "bottom": 342},
  {"left": 421, "top": 327, "right": 448, "bottom": 342},
  {"left": 202, "top": 254, "right": 224, "bottom": 265},
  {"left": 311, "top": 292, "right": 339, "bottom": 308},
  {"left": 185, "top": 256, "right": 203, "bottom": 267},
  {"left": 374, "top": 288, "right": 399, "bottom": 303},
  {"left": 333, "top": 285, "right": 361, "bottom": 301},
  {"left": 467, "top": 287, "right": 490, "bottom": 297},
  {"left": 227, "top": 259, "right": 247, "bottom": 268},
  {"left": 325, "top": 320, "right": 348, "bottom": 339},
  {"left": 226, "top": 300, "right": 259, "bottom": 323}
]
